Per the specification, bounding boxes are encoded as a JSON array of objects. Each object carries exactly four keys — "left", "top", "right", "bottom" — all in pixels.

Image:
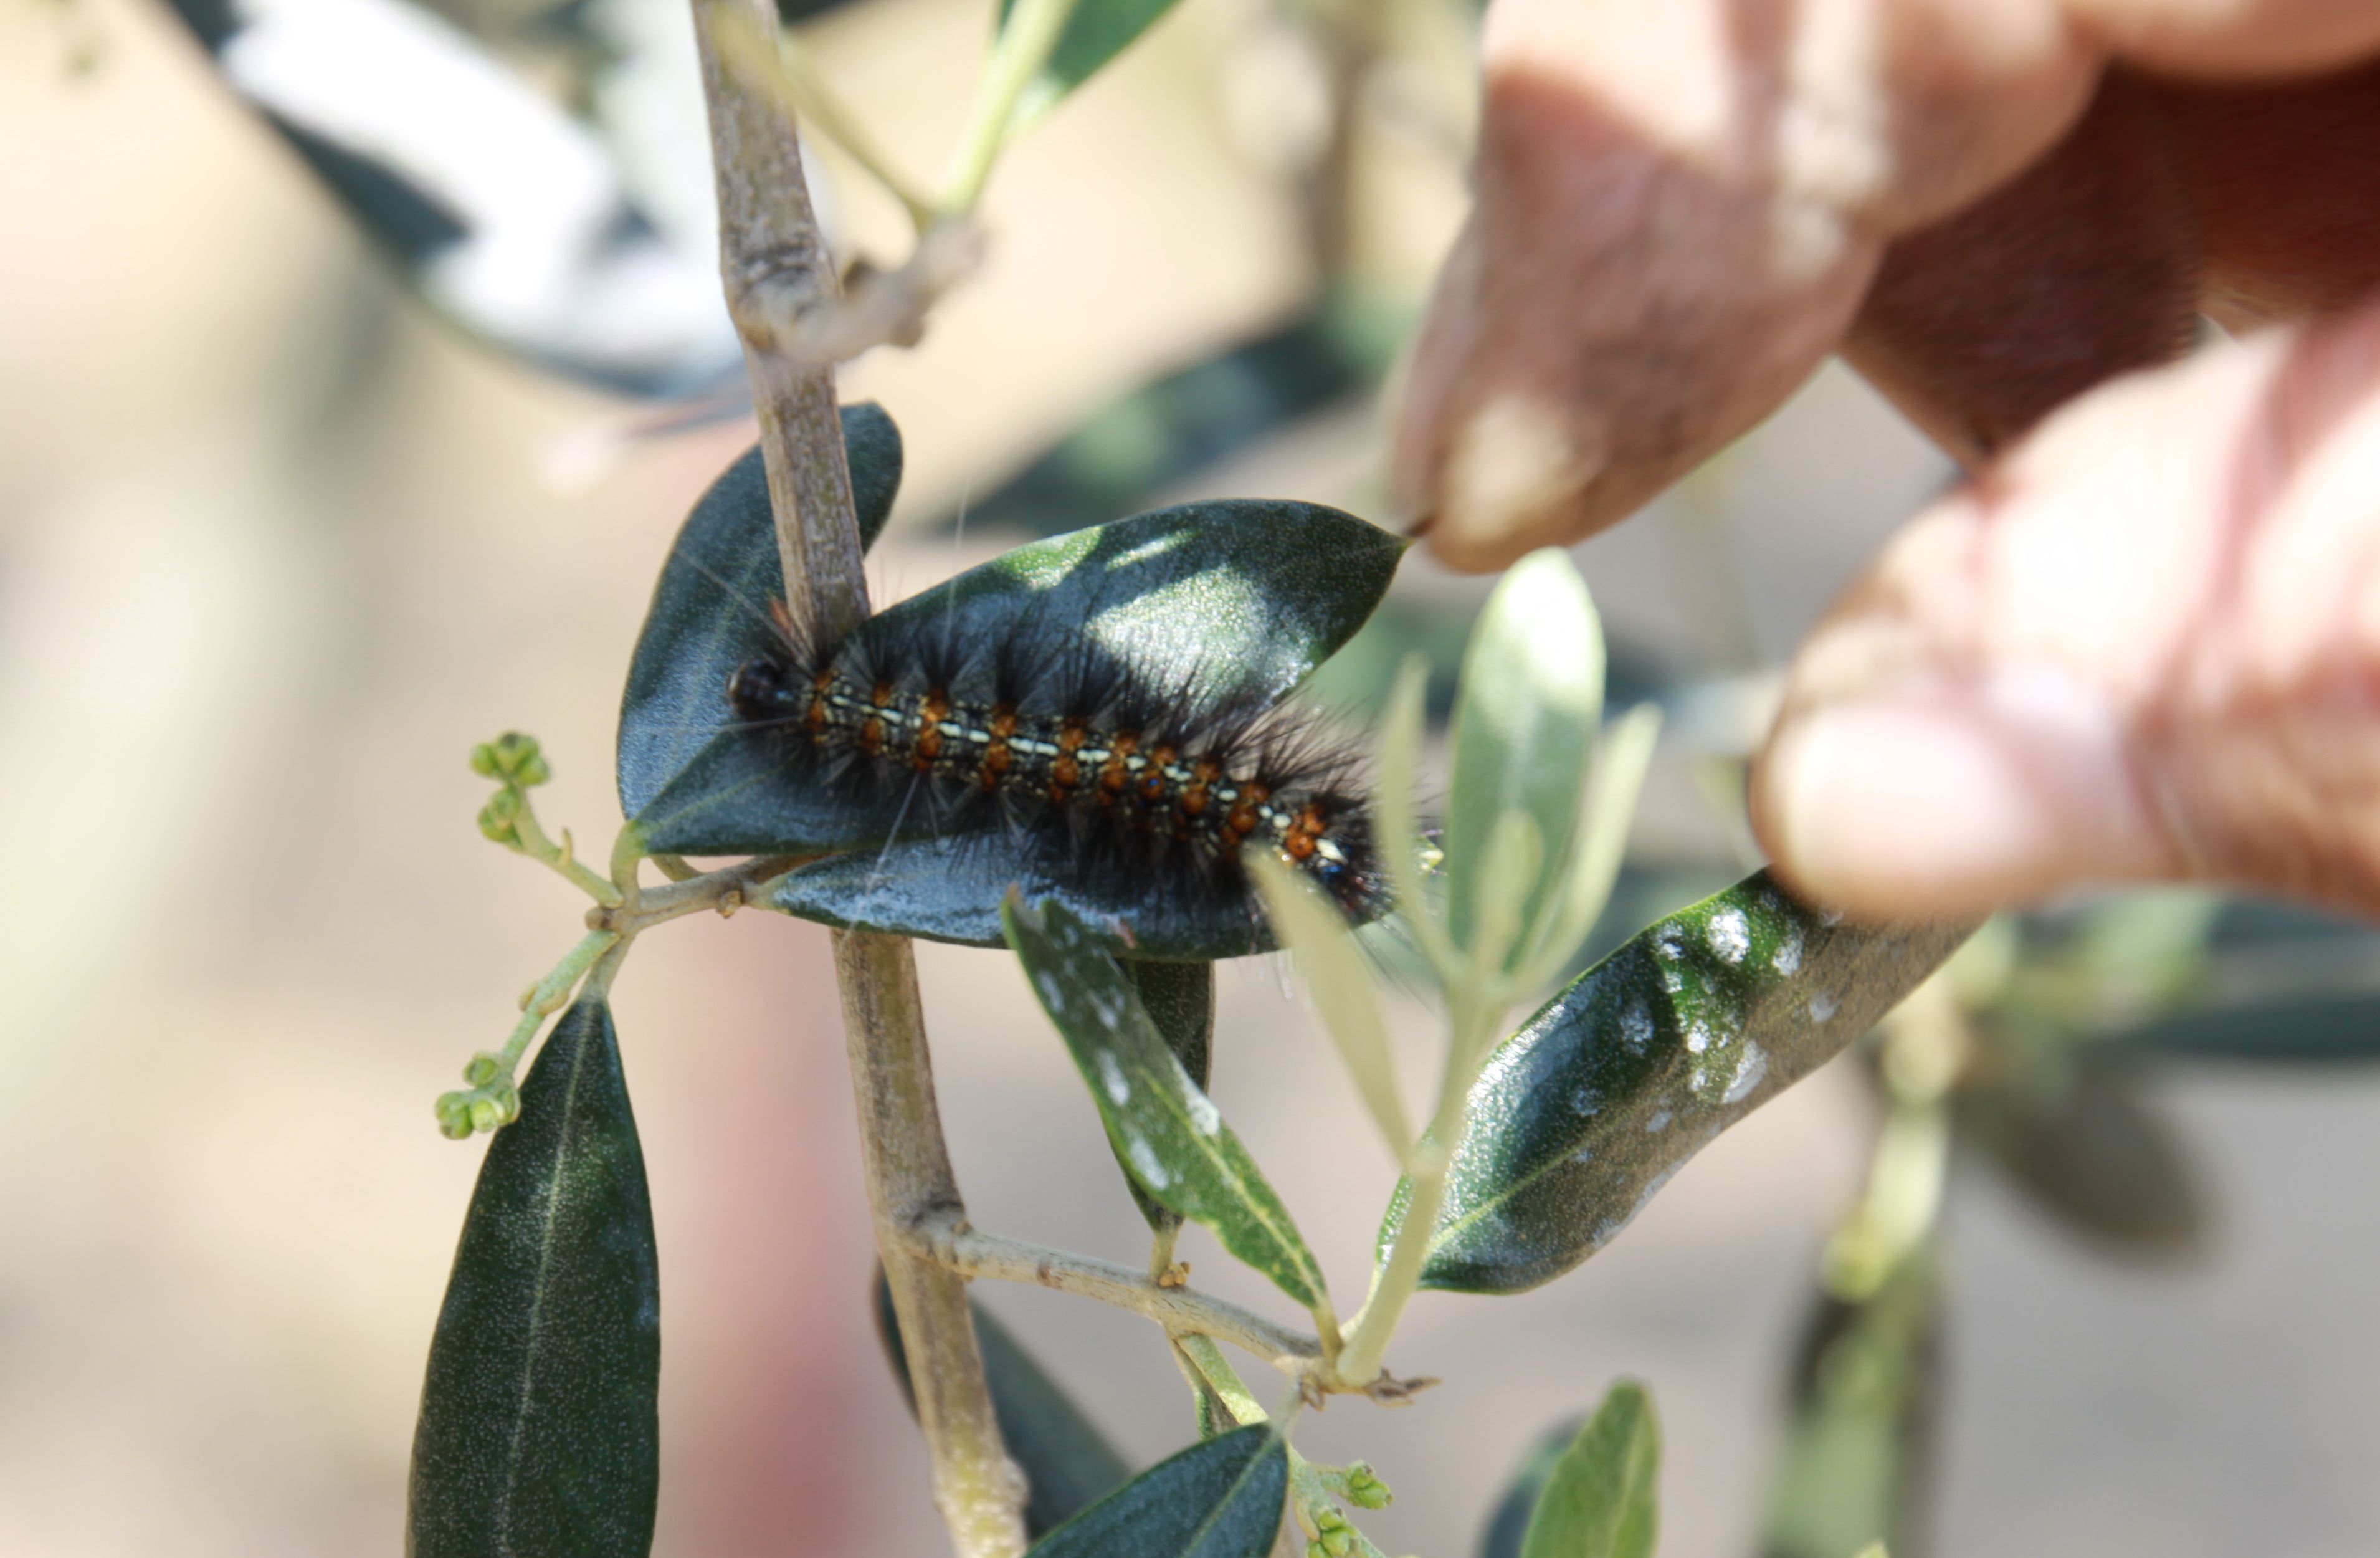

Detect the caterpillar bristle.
[{"left": 726, "top": 601, "right": 1387, "bottom": 934}]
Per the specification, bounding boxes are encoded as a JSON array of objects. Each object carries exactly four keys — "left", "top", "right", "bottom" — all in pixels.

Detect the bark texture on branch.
[{"left": 688, "top": 4, "right": 1027, "bottom": 1552}]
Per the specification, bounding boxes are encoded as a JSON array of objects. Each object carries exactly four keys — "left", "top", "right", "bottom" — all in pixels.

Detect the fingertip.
[{"left": 1751, "top": 671, "right": 2178, "bottom": 920}]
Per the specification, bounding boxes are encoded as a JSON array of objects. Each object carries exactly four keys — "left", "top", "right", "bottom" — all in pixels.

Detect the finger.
[
  {"left": 2159, "top": 60, "right": 2380, "bottom": 325},
  {"left": 1394, "top": 0, "right": 2101, "bottom": 571},
  {"left": 1751, "top": 294, "right": 2380, "bottom": 922},
  {"left": 2063, "top": 0, "right": 2380, "bottom": 75},
  {"left": 1842, "top": 71, "right": 2201, "bottom": 467},
  {"left": 1398, "top": 0, "right": 2380, "bottom": 576}
]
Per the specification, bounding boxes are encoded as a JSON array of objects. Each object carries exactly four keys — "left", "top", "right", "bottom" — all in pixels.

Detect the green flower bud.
[
  {"left": 477, "top": 789, "right": 523, "bottom": 844},
  {"left": 488, "top": 1081, "right": 520, "bottom": 1125},
  {"left": 488, "top": 732, "right": 548, "bottom": 786},
  {"left": 1321, "top": 1532, "right": 1352, "bottom": 1557},
  {"left": 435, "top": 1092, "right": 474, "bottom": 1140},
  {"left": 1343, "top": 1465, "right": 1391, "bottom": 1509},
  {"left": 462, "top": 1053, "right": 504, "bottom": 1087},
  {"left": 469, "top": 742, "right": 501, "bottom": 778},
  {"left": 469, "top": 1094, "right": 503, "bottom": 1133},
  {"left": 1307, "top": 1542, "right": 1327, "bottom": 1558}
]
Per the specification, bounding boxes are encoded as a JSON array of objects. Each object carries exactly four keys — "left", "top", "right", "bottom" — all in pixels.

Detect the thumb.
[{"left": 1751, "top": 294, "right": 2380, "bottom": 922}]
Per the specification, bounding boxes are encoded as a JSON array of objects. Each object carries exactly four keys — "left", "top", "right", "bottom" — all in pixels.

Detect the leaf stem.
[
  {"left": 912, "top": 1212, "right": 1330, "bottom": 1388},
  {"left": 936, "top": 0, "right": 1080, "bottom": 213},
  {"left": 507, "top": 803, "right": 627, "bottom": 908},
  {"left": 1334, "top": 992, "right": 1497, "bottom": 1388},
  {"left": 691, "top": 2, "right": 1026, "bottom": 1551}
]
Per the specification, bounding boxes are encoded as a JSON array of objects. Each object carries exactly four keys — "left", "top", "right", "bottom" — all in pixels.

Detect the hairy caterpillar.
[{"left": 723, "top": 599, "right": 1388, "bottom": 939}]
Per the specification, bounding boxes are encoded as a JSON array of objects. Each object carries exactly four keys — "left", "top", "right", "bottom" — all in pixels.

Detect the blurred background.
[{"left": 6, "top": 0, "right": 2380, "bottom": 1554}]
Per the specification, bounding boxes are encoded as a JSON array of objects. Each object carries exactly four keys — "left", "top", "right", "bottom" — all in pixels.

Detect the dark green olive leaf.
[
  {"left": 999, "top": 0, "right": 1183, "bottom": 128},
  {"left": 1760, "top": 1256, "right": 1941, "bottom": 1558},
  {"left": 616, "top": 403, "right": 903, "bottom": 828},
  {"left": 2098, "top": 991, "right": 2380, "bottom": 1063},
  {"left": 1005, "top": 894, "right": 1330, "bottom": 1312},
  {"left": 1521, "top": 1380, "right": 1660, "bottom": 1558},
  {"left": 1959, "top": 1069, "right": 2207, "bottom": 1256},
  {"left": 1119, "top": 961, "right": 1216, "bottom": 1234},
  {"left": 408, "top": 1001, "right": 659, "bottom": 1558},
  {"left": 1026, "top": 1423, "right": 1287, "bottom": 1558},
  {"left": 1480, "top": 1419, "right": 1583, "bottom": 1558},
  {"left": 634, "top": 490, "right": 1400, "bottom": 864},
  {"left": 1389, "top": 872, "right": 1973, "bottom": 1294},
  {"left": 771, "top": 829, "right": 1305, "bottom": 959},
  {"left": 940, "top": 297, "right": 1401, "bottom": 540},
  {"left": 872, "top": 1270, "right": 1133, "bottom": 1538}
]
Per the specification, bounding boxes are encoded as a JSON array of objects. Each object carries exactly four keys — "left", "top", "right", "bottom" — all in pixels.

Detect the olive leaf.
[
  {"left": 1959, "top": 1069, "right": 2207, "bottom": 1256},
  {"left": 1024, "top": 1424, "right": 1287, "bottom": 1558},
  {"left": 1523, "top": 1381, "right": 1661, "bottom": 1558},
  {"left": 997, "top": 0, "right": 1184, "bottom": 130},
  {"left": 408, "top": 1001, "right": 659, "bottom": 1558},
  {"left": 616, "top": 402, "right": 903, "bottom": 831},
  {"left": 1005, "top": 893, "right": 1331, "bottom": 1314},
  {"left": 1760, "top": 1257, "right": 1941, "bottom": 1558},
  {"left": 1386, "top": 872, "right": 1974, "bottom": 1294},
  {"left": 1118, "top": 960, "right": 1216, "bottom": 1236},
  {"left": 759, "top": 499, "right": 1402, "bottom": 957},
  {"left": 158, "top": 0, "right": 739, "bottom": 400}
]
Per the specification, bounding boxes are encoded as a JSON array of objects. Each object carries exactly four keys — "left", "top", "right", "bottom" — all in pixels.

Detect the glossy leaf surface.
[
  {"left": 635, "top": 484, "right": 1396, "bottom": 873},
  {"left": 409, "top": 1001, "right": 658, "bottom": 1558},
  {"left": 160, "top": 0, "right": 738, "bottom": 399},
  {"left": 1523, "top": 1381, "right": 1660, "bottom": 1558},
  {"left": 1006, "top": 895, "right": 1330, "bottom": 1311},
  {"left": 1025, "top": 1424, "right": 1287, "bottom": 1558},
  {"left": 1961, "top": 1069, "right": 2207, "bottom": 1255},
  {"left": 617, "top": 403, "right": 903, "bottom": 831},
  {"left": 1119, "top": 960, "right": 1216, "bottom": 1235},
  {"left": 1393, "top": 873, "right": 1973, "bottom": 1294},
  {"left": 765, "top": 499, "right": 1401, "bottom": 955},
  {"left": 1760, "top": 1258, "right": 1940, "bottom": 1558},
  {"left": 873, "top": 1272, "right": 1133, "bottom": 1537}
]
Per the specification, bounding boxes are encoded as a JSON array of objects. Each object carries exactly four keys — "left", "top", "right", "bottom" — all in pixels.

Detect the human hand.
[{"left": 1391, "top": 0, "right": 2380, "bottom": 921}]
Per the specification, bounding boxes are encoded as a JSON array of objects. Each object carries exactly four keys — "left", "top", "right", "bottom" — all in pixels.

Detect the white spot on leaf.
[
  {"left": 1685, "top": 1020, "right": 1713, "bottom": 1054},
  {"left": 1645, "top": 1107, "right": 1673, "bottom": 1133},
  {"left": 1186, "top": 1090, "right": 1221, "bottom": 1136},
  {"left": 1773, "top": 927, "right": 1803, "bottom": 976},
  {"left": 1621, "top": 1000, "right": 1653, "bottom": 1052},
  {"left": 1706, "top": 908, "right": 1750, "bottom": 963},
  {"left": 1809, "top": 991, "right": 1839, "bottom": 1024},
  {"left": 1034, "top": 971, "right": 1067, "bottom": 1015},
  {"left": 1570, "top": 1086, "right": 1601, "bottom": 1117},
  {"left": 1126, "top": 1135, "right": 1171, "bottom": 1190},
  {"left": 1097, "top": 1051, "right": 1130, "bottom": 1106}
]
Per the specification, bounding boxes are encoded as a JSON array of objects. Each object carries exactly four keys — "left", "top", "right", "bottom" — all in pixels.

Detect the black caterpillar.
[{"left": 725, "top": 601, "right": 1385, "bottom": 929}]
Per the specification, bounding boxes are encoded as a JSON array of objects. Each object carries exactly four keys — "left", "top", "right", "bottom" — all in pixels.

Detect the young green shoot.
[{"left": 1336, "top": 551, "right": 1657, "bottom": 1390}]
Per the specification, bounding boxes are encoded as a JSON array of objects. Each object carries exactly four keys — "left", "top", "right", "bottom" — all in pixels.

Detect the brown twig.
[{"left": 688, "top": 2, "right": 1027, "bottom": 1551}]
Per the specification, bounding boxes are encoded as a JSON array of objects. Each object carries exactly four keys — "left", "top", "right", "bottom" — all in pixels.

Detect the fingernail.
[{"left": 1756, "top": 666, "right": 2175, "bottom": 919}]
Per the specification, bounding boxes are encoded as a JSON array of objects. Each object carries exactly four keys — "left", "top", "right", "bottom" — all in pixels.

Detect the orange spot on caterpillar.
[
  {"left": 1057, "top": 719, "right": 1088, "bottom": 753},
  {"left": 1051, "top": 755, "right": 1080, "bottom": 790},
  {"left": 990, "top": 705, "right": 1019, "bottom": 738},
  {"left": 913, "top": 726, "right": 942, "bottom": 768},
  {"left": 1286, "top": 831, "right": 1318, "bottom": 861}
]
